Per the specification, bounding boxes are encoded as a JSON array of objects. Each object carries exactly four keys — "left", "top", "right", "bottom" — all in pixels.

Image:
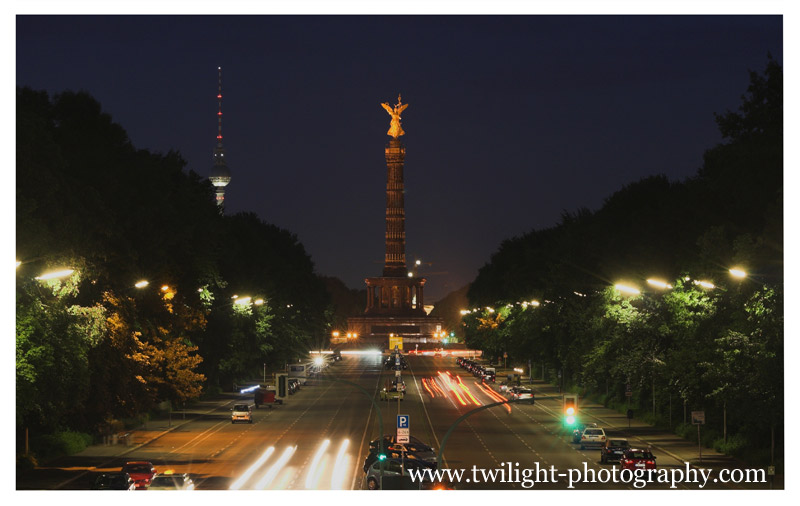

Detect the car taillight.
[
  {"left": 581, "top": 435, "right": 586, "bottom": 439},
  {"left": 646, "top": 460, "right": 654, "bottom": 465}
]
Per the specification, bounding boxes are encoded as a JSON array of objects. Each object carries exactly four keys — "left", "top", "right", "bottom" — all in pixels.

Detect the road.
[{"left": 21, "top": 353, "right": 766, "bottom": 490}]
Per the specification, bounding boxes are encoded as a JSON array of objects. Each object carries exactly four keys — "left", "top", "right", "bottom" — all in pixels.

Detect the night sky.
[{"left": 15, "top": 14, "right": 783, "bottom": 301}]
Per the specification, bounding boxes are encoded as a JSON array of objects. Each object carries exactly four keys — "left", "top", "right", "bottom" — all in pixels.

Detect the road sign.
[
  {"left": 691, "top": 411, "right": 706, "bottom": 425},
  {"left": 397, "top": 414, "right": 410, "bottom": 443}
]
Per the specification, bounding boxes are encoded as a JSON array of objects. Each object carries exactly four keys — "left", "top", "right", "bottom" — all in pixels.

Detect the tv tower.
[{"left": 209, "top": 66, "right": 231, "bottom": 209}]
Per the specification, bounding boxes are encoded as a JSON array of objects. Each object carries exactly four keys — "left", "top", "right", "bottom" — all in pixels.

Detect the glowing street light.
[
  {"left": 161, "top": 285, "right": 170, "bottom": 292},
  {"left": 415, "top": 260, "right": 421, "bottom": 266},
  {"left": 694, "top": 280, "right": 715, "bottom": 289},
  {"left": 614, "top": 283, "right": 641, "bottom": 295},
  {"left": 729, "top": 268, "right": 747, "bottom": 279},
  {"left": 234, "top": 296, "right": 252, "bottom": 305},
  {"left": 254, "top": 299, "right": 264, "bottom": 305},
  {"left": 407, "top": 272, "right": 413, "bottom": 278},
  {"left": 646, "top": 279, "right": 672, "bottom": 289},
  {"left": 35, "top": 268, "right": 74, "bottom": 280},
  {"left": 332, "top": 331, "right": 340, "bottom": 338},
  {"left": 135, "top": 280, "right": 149, "bottom": 288},
  {"left": 16, "top": 260, "right": 21, "bottom": 268}
]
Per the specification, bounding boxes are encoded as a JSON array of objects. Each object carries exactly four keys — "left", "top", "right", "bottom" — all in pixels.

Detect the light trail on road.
[
  {"left": 475, "top": 381, "right": 511, "bottom": 413},
  {"left": 305, "top": 439, "right": 331, "bottom": 489},
  {"left": 330, "top": 439, "right": 350, "bottom": 489},
  {"left": 254, "top": 446, "right": 296, "bottom": 489},
  {"left": 229, "top": 446, "right": 275, "bottom": 490},
  {"left": 438, "top": 371, "right": 468, "bottom": 405}
]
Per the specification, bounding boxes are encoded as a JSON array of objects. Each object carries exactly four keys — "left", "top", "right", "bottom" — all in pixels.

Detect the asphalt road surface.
[{"left": 21, "top": 354, "right": 766, "bottom": 490}]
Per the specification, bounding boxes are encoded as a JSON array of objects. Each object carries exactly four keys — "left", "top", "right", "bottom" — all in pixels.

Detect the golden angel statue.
[{"left": 381, "top": 94, "right": 409, "bottom": 138}]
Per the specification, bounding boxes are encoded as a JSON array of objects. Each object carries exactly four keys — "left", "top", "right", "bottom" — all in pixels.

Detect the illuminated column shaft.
[{"left": 383, "top": 138, "right": 407, "bottom": 277}]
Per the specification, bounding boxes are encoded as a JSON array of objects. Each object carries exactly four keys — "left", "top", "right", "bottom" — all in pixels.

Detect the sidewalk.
[
  {"left": 18, "top": 394, "right": 241, "bottom": 490},
  {"left": 77, "top": 394, "right": 240, "bottom": 460}
]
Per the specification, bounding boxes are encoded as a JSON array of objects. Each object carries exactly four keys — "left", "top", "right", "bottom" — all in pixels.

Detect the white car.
[
  {"left": 148, "top": 473, "right": 195, "bottom": 490},
  {"left": 507, "top": 386, "right": 534, "bottom": 403},
  {"left": 231, "top": 403, "right": 253, "bottom": 424},
  {"left": 580, "top": 427, "right": 606, "bottom": 449}
]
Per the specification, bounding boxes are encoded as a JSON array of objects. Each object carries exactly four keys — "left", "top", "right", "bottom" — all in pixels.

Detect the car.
[
  {"left": 620, "top": 448, "right": 657, "bottom": 470},
  {"left": 481, "top": 368, "right": 496, "bottom": 382},
  {"left": 384, "top": 442, "right": 437, "bottom": 462},
  {"left": 121, "top": 461, "right": 156, "bottom": 489},
  {"left": 147, "top": 472, "right": 195, "bottom": 490},
  {"left": 507, "top": 386, "right": 534, "bottom": 403},
  {"left": 287, "top": 378, "right": 300, "bottom": 394},
  {"left": 571, "top": 422, "right": 598, "bottom": 443},
  {"left": 392, "top": 378, "right": 406, "bottom": 392},
  {"left": 380, "top": 385, "right": 404, "bottom": 401},
  {"left": 600, "top": 438, "right": 631, "bottom": 463},
  {"left": 364, "top": 457, "right": 437, "bottom": 490},
  {"left": 231, "top": 403, "right": 253, "bottom": 424},
  {"left": 363, "top": 447, "right": 432, "bottom": 473},
  {"left": 91, "top": 472, "right": 136, "bottom": 490},
  {"left": 579, "top": 427, "right": 607, "bottom": 449}
]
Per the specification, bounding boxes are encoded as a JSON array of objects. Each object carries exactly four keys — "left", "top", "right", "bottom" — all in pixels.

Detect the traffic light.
[
  {"left": 563, "top": 394, "right": 578, "bottom": 426},
  {"left": 377, "top": 453, "right": 387, "bottom": 461}
]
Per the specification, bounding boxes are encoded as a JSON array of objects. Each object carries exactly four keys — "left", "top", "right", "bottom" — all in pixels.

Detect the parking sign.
[{"left": 397, "top": 414, "right": 410, "bottom": 443}]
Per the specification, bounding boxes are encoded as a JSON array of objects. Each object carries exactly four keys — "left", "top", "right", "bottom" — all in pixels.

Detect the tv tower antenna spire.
[{"left": 209, "top": 66, "right": 231, "bottom": 210}]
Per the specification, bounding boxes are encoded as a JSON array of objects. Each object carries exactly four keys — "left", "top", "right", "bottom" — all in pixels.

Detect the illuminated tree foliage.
[
  {"left": 464, "top": 58, "right": 782, "bottom": 463},
  {"left": 16, "top": 87, "right": 330, "bottom": 453}
]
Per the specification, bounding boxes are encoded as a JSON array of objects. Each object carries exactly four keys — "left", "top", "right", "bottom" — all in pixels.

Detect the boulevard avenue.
[{"left": 20, "top": 354, "right": 768, "bottom": 490}]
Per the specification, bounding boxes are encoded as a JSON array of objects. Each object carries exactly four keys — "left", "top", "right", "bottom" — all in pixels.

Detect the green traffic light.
[
  {"left": 377, "top": 454, "right": 387, "bottom": 461},
  {"left": 565, "top": 415, "right": 576, "bottom": 425}
]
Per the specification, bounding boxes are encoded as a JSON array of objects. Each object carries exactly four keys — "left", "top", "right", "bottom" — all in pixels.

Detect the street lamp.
[
  {"left": 135, "top": 280, "right": 149, "bottom": 288},
  {"left": 646, "top": 279, "right": 672, "bottom": 290},
  {"left": 694, "top": 280, "right": 715, "bottom": 289},
  {"left": 729, "top": 268, "right": 747, "bottom": 279},
  {"left": 614, "top": 283, "right": 641, "bottom": 295},
  {"left": 35, "top": 268, "right": 74, "bottom": 280}
]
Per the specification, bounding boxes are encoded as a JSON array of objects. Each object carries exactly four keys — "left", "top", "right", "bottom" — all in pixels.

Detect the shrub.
[
  {"left": 121, "top": 413, "right": 149, "bottom": 430},
  {"left": 32, "top": 430, "right": 92, "bottom": 461},
  {"left": 675, "top": 422, "right": 695, "bottom": 439},
  {"left": 714, "top": 433, "right": 748, "bottom": 457}
]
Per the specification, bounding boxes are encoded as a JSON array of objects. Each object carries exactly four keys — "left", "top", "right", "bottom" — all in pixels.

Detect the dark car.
[
  {"left": 364, "top": 457, "right": 438, "bottom": 490},
  {"left": 620, "top": 448, "right": 657, "bottom": 470},
  {"left": 121, "top": 461, "right": 156, "bottom": 489},
  {"left": 572, "top": 422, "right": 598, "bottom": 443},
  {"left": 92, "top": 472, "right": 136, "bottom": 490},
  {"left": 383, "top": 442, "right": 437, "bottom": 462},
  {"left": 600, "top": 438, "right": 631, "bottom": 463},
  {"left": 362, "top": 449, "right": 430, "bottom": 473}
]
